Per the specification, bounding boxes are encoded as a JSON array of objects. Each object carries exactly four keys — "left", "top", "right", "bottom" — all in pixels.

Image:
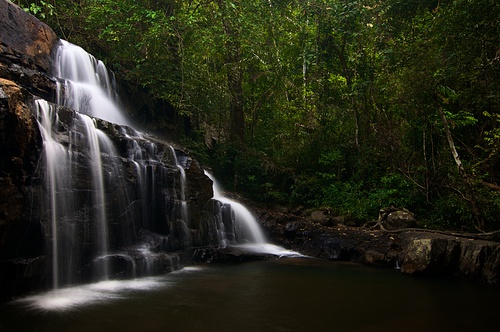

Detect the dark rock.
[
  {"left": 0, "top": 79, "right": 43, "bottom": 262},
  {"left": 254, "top": 201, "right": 500, "bottom": 284},
  {"left": 379, "top": 206, "right": 416, "bottom": 230},
  {"left": 291, "top": 205, "right": 305, "bottom": 215},
  {"left": 191, "top": 246, "right": 271, "bottom": 264},
  {"left": 273, "top": 205, "right": 290, "bottom": 214},
  {"left": 399, "top": 231, "right": 500, "bottom": 283},
  {"left": 0, "top": 256, "right": 48, "bottom": 298},
  {"left": 0, "top": 0, "right": 58, "bottom": 73},
  {"left": 310, "top": 210, "right": 331, "bottom": 226},
  {"left": 284, "top": 221, "right": 306, "bottom": 239},
  {"left": 272, "top": 217, "right": 400, "bottom": 268}
]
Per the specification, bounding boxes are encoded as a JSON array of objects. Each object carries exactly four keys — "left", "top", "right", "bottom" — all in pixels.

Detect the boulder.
[
  {"left": 310, "top": 210, "right": 331, "bottom": 226},
  {"left": 379, "top": 206, "right": 416, "bottom": 230},
  {"left": 399, "top": 231, "right": 500, "bottom": 283}
]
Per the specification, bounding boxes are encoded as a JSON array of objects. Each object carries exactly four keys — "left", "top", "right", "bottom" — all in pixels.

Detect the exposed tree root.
[{"left": 362, "top": 219, "right": 500, "bottom": 242}]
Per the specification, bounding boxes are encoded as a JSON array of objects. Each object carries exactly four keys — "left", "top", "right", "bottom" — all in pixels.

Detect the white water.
[
  {"left": 120, "top": 129, "right": 156, "bottom": 230},
  {"left": 16, "top": 277, "right": 168, "bottom": 311},
  {"left": 35, "top": 100, "right": 115, "bottom": 285},
  {"left": 170, "top": 146, "right": 188, "bottom": 223},
  {"left": 30, "top": 39, "right": 301, "bottom": 310},
  {"left": 204, "top": 171, "right": 267, "bottom": 244},
  {"left": 35, "top": 100, "right": 68, "bottom": 289},
  {"left": 55, "top": 40, "right": 129, "bottom": 126},
  {"left": 79, "top": 114, "right": 109, "bottom": 279},
  {"left": 204, "top": 171, "right": 303, "bottom": 257},
  {"left": 15, "top": 266, "right": 208, "bottom": 312}
]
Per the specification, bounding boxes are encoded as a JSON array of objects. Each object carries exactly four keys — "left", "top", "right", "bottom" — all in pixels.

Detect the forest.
[{"left": 15, "top": 0, "right": 500, "bottom": 232}]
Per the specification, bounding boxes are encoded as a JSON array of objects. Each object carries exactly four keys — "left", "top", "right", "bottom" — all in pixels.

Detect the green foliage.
[
  {"left": 423, "top": 200, "right": 473, "bottom": 231},
  {"left": 29, "top": 0, "right": 500, "bottom": 231},
  {"left": 315, "top": 172, "right": 418, "bottom": 222},
  {"left": 18, "top": 1, "right": 54, "bottom": 19}
]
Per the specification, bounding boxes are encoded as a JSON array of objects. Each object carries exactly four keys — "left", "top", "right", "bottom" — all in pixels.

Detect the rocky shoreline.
[{"left": 249, "top": 203, "right": 500, "bottom": 285}]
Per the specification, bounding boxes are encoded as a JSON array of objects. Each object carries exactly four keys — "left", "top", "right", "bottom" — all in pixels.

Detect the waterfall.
[
  {"left": 33, "top": 38, "right": 299, "bottom": 296},
  {"left": 54, "top": 40, "right": 128, "bottom": 126},
  {"left": 34, "top": 40, "right": 197, "bottom": 289},
  {"left": 35, "top": 100, "right": 68, "bottom": 289},
  {"left": 170, "top": 146, "right": 188, "bottom": 223},
  {"left": 204, "top": 171, "right": 303, "bottom": 257},
  {"left": 204, "top": 171, "right": 266, "bottom": 245}
]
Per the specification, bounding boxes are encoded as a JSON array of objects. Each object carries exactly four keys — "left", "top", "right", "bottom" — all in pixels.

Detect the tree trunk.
[
  {"left": 334, "top": 37, "right": 359, "bottom": 149},
  {"left": 217, "top": 0, "right": 244, "bottom": 143},
  {"left": 227, "top": 48, "right": 244, "bottom": 142},
  {"left": 438, "top": 107, "right": 485, "bottom": 231}
]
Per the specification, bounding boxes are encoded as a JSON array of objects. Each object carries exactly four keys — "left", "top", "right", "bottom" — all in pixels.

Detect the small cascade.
[
  {"left": 120, "top": 128, "right": 157, "bottom": 231},
  {"left": 169, "top": 146, "right": 189, "bottom": 223},
  {"left": 54, "top": 40, "right": 128, "bottom": 126},
  {"left": 204, "top": 171, "right": 266, "bottom": 245},
  {"left": 205, "top": 171, "right": 304, "bottom": 257},
  {"left": 204, "top": 171, "right": 267, "bottom": 247},
  {"left": 78, "top": 114, "right": 110, "bottom": 280}
]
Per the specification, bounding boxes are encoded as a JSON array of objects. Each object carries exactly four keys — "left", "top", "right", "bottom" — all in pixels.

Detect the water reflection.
[{"left": 1, "top": 258, "right": 498, "bottom": 332}]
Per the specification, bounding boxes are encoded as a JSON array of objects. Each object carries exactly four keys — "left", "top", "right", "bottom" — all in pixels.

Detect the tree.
[{"left": 22, "top": 0, "right": 500, "bottom": 230}]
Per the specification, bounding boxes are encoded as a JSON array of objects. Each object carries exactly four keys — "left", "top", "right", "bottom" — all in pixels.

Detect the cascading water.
[
  {"left": 54, "top": 40, "right": 128, "bottom": 126},
  {"left": 35, "top": 100, "right": 113, "bottom": 286},
  {"left": 204, "top": 171, "right": 266, "bottom": 245},
  {"left": 204, "top": 171, "right": 303, "bottom": 257},
  {"left": 35, "top": 99, "right": 68, "bottom": 289},
  {"left": 78, "top": 114, "right": 110, "bottom": 280},
  {"left": 30, "top": 38, "right": 299, "bottom": 309},
  {"left": 35, "top": 40, "right": 196, "bottom": 290},
  {"left": 170, "top": 146, "right": 188, "bottom": 223}
]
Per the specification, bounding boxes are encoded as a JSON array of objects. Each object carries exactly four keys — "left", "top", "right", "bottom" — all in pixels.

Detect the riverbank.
[{"left": 247, "top": 203, "right": 500, "bottom": 285}]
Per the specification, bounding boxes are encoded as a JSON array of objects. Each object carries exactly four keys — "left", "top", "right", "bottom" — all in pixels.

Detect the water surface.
[{"left": 1, "top": 258, "right": 498, "bottom": 332}]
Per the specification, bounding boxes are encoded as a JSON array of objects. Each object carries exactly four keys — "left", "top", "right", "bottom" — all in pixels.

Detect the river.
[{"left": 1, "top": 257, "right": 498, "bottom": 332}]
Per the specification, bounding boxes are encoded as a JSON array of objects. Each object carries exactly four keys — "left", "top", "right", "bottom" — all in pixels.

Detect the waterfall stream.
[
  {"left": 33, "top": 38, "right": 297, "bottom": 297},
  {"left": 37, "top": 40, "right": 193, "bottom": 288},
  {"left": 204, "top": 171, "right": 303, "bottom": 257},
  {"left": 54, "top": 40, "right": 128, "bottom": 126},
  {"left": 204, "top": 170, "right": 267, "bottom": 245}
]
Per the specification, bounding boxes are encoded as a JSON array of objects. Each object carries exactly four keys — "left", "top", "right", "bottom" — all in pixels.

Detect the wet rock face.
[
  {"left": 0, "top": 79, "right": 45, "bottom": 298},
  {"left": 0, "top": 0, "right": 58, "bottom": 73},
  {"left": 0, "top": 79, "right": 42, "bottom": 259}
]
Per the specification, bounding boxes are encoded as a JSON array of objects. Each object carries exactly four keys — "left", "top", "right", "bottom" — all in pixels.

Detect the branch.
[{"left": 481, "top": 181, "right": 500, "bottom": 191}]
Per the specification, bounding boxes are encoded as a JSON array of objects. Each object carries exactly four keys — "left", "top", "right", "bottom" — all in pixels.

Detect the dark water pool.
[{"left": 1, "top": 257, "right": 498, "bottom": 332}]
